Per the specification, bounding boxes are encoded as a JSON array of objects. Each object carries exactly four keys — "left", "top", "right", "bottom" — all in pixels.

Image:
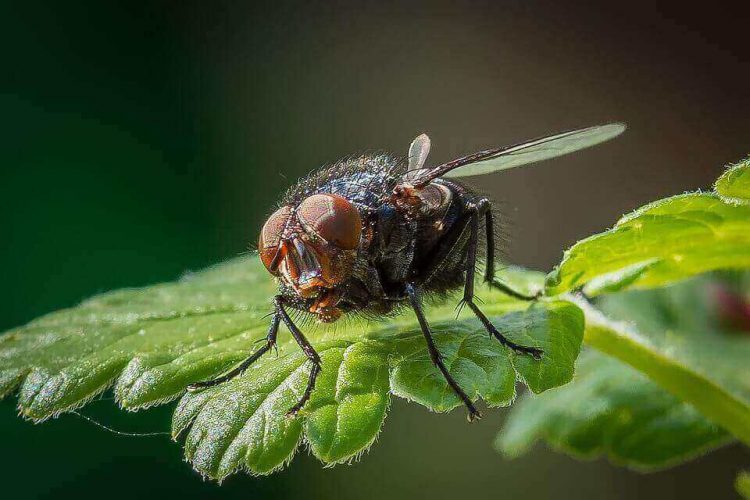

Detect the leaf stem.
[{"left": 574, "top": 297, "right": 750, "bottom": 447}]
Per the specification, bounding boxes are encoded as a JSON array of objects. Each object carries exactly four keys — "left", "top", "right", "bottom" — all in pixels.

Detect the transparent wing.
[
  {"left": 408, "top": 133, "right": 431, "bottom": 171},
  {"left": 408, "top": 123, "right": 625, "bottom": 186}
]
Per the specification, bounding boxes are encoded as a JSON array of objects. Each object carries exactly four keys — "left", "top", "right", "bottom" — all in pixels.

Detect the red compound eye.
[
  {"left": 258, "top": 205, "right": 293, "bottom": 273},
  {"left": 296, "top": 194, "right": 362, "bottom": 250}
]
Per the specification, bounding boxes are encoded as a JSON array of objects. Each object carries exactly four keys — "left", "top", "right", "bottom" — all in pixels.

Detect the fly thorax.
[{"left": 391, "top": 181, "right": 452, "bottom": 218}]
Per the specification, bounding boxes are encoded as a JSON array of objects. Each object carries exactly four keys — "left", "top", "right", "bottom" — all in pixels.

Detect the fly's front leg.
[
  {"left": 405, "top": 283, "right": 482, "bottom": 422},
  {"left": 188, "top": 310, "right": 280, "bottom": 391},
  {"left": 464, "top": 201, "right": 543, "bottom": 359},
  {"left": 274, "top": 296, "right": 322, "bottom": 417},
  {"left": 483, "top": 209, "right": 542, "bottom": 301}
]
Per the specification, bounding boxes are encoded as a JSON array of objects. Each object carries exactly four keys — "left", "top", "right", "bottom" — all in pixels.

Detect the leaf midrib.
[{"left": 577, "top": 297, "right": 750, "bottom": 447}]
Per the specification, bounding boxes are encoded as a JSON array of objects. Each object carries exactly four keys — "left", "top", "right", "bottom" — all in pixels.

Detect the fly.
[{"left": 188, "top": 123, "right": 626, "bottom": 421}]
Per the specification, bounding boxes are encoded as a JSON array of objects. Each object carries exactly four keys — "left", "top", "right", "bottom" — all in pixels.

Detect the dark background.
[{"left": 1, "top": 1, "right": 748, "bottom": 498}]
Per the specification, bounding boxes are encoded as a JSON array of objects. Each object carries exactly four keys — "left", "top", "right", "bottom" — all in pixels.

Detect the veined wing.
[{"left": 408, "top": 123, "right": 625, "bottom": 187}]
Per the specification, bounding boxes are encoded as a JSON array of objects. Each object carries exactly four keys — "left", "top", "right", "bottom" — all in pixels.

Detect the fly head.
[{"left": 258, "top": 193, "right": 363, "bottom": 322}]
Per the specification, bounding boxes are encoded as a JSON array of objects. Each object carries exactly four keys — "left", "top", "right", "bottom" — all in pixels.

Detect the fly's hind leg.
[
  {"left": 464, "top": 200, "right": 543, "bottom": 359},
  {"left": 483, "top": 209, "right": 542, "bottom": 301},
  {"left": 419, "top": 197, "right": 542, "bottom": 359}
]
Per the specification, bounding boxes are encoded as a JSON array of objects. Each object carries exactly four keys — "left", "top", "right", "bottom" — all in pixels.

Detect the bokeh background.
[{"left": 1, "top": 1, "right": 748, "bottom": 498}]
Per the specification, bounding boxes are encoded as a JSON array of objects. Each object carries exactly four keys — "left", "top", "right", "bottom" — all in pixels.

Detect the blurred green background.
[{"left": 1, "top": 1, "right": 748, "bottom": 498}]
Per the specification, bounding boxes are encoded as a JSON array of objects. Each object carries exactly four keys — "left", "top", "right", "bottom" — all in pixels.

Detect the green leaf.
[
  {"left": 546, "top": 160, "right": 750, "bottom": 296},
  {"left": 590, "top": 275, "right": 750, "bottom": 447},
  {"left": 581, "top": 290, "right": 750, "bottom": 445},
  {"left": 0, "top": 257, "right": 584, "bottom": 479},
  {"left": 497, "top": 350, "right": 731, "bottom": 470},
  {"left": 388, "top": 301, "right": 583, "bottom": 410},
  {"left": 499, "top": 273, "right": 750, "bottom": 469},
  {"left": 716, "top": 158, "right": 750, "bottom": 205},
  {"left": 737, "top": 470, "right": 750, "bottom": 500}
]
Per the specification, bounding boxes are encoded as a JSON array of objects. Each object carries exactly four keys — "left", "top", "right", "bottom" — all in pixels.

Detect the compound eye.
[
  {"left": 259, "top": 205, "right": 293, "bottom": 273},
  {"left": 297, "top": 194, "right": 361, "bottom": 250}
]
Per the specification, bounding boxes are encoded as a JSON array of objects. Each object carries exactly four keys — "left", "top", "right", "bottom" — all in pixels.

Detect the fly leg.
[
  {"left": 187, "top": 296, "right": 322, "bottom": 416},
  {"left": 188, "top": 311, "right": 280, "bottom": 391},
  {"left": 405, "top": 282, "right": 482, "bottom": 422},
  {"left": 483, "top": 209, "right": 542, "bottom": 301},
  {"left": 274, "top": 296, "right": 323, "bottom": 417},
  {"left": 465, "top": 201, "right": 543, "bottom": 359}
]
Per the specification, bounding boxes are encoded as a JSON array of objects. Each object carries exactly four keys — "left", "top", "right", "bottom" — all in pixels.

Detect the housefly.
[{"left": 189, "top": 123, "right": 626, "bottom": 421}]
